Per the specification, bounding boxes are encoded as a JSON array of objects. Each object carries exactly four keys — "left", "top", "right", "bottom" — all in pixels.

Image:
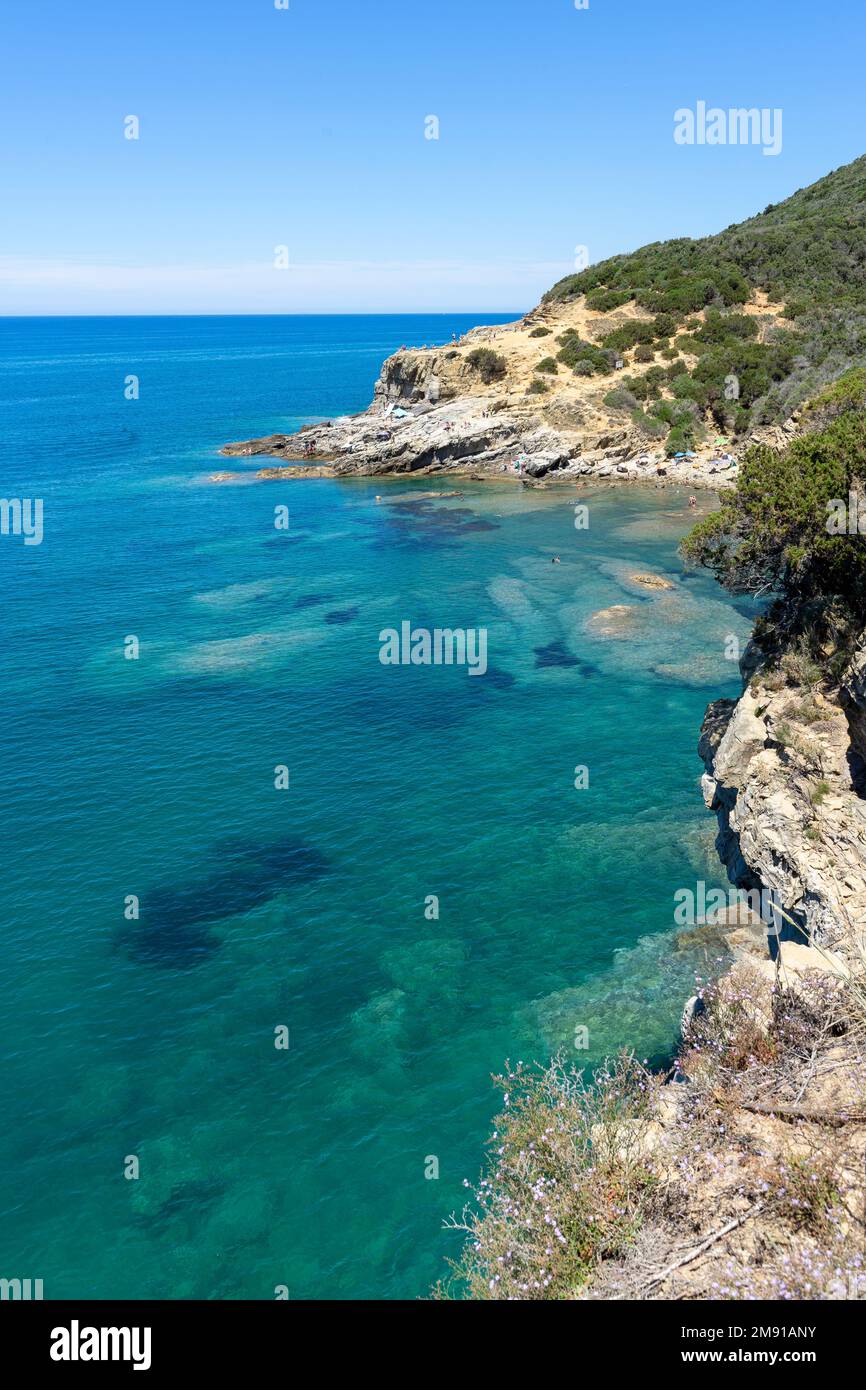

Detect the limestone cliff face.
[
  {"left": 374, "top": 349, "right": 453, "bottom": 406},
  {"left": 699, "top": 638, "right": 866, "bottom": 949}
]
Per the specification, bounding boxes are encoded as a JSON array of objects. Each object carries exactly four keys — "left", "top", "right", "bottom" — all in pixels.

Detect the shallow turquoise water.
[{"left": 0, "top": 316, "right": 751, "bottom": 1299}]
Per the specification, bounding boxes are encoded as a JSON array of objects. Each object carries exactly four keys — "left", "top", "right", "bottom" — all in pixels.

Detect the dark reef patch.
[
  {"left": 324, "top": 607, "right": 360, "bottom": 625},
  {"left": 294, "top": 593, "right": 333, "bottom": 609},
  {"left": 122, "top": 835, "right": 330, "bottom": 968},
  {"left": 470, "top": 665, "right": 516, "bottom": 690},
  {"left": 533, "top": 641, "right": 599, "bottom": 675},
  {"left": 368, "top": 499, "right": 499, "bottom": 551}
]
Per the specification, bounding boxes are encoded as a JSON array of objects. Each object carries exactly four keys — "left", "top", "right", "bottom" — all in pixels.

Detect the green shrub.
[
  {"left": 466, "top": 348, "right": 508, "bottom": 383},
  {"left": 527, "top": 377, "right": 550, "bottom": 395},
  {"left": 557, "top": 336, "right": 614, "bottom": 375},
  {"left": 681, "top": 411, "right": 866, "bottom": 601},
  {"left": 634, "top": 345, "right": 655, "bottom": 363},
  {"left": 529, "top": 326, "right": 551, "bottom": 338},
  {"left": 603, "top": 387, "right": 639, "bottom": 411},
  {"left": 809, "top": 779, "right": 831, "bottom": 806},
  {"left": 695, "top": 310, "right": 759, "bottom": 345},
  {"left": 621, "top": 373, "right": 651, "bottom": 401},
  {"left": 671, "top": 372, "right": 704, "bottom": 401},
  {"left": 535, "top": 356, "right": 558, "bottom": 374},
  {"left": 632, "top": 410, "right": 667, "bottom": 439},
  {"left": 585, "top": 288, "right": 633, "bottom": 312},
  {"left": 803, "top": 367, "right": 866, "bottom": 418},
  {"left": 665, "top": 423, "right": 698, "bottom": 455},
  {"left": 601, "top": 320, "right": 656, "bottom": 353}
]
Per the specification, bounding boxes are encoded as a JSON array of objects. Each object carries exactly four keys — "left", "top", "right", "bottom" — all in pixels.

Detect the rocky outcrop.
[
  {"left": 581, "top": 632, "right": 866, "bottom": 1303},
  {"left": 842, "top": 639, "right": 866, "bottom": 762},
  {"left": 219, "top": 299, "right": 746, "bottom": 489},
  {"left": 699, "top": 644, "right": 866, "bottom": 951}
]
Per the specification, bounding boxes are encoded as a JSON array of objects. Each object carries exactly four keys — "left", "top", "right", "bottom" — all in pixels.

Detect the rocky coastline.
[
  {"left": 580, "top": 630, "right": 866, "bottom": 1300},
  {"left": 223, "top": 296, "right": 866, "bottom": 1300},
  {"left": 216, "top": 301, "right": 780, "bottom": 491}
]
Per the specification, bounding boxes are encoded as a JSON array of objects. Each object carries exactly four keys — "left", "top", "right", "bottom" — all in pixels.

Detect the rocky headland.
[{"left": 218, "top": 293, "right": 792, "bottom": 490}]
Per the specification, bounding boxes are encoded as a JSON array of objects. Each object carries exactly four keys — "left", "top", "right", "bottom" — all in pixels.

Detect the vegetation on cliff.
[
  {"left": 683, "top": 373, "right": 866, "bottom": 629},
  {"left": 545, "top": 155, "right": 866, "bottom": 439},
  {"left": 438, "top": 966, "right": 866, "bottom": 1299},
  {"left": 437, "top": 165, "right": 866, "bottom": 1303}
]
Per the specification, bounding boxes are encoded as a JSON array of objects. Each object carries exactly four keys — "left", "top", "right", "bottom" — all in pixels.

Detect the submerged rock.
[{"left": 586, "top": 604, "right": 641, "bottom": 638}]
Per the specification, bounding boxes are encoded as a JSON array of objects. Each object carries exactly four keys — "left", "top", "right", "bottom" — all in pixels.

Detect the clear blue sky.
[{"left": 1, "top": 0, "right": 863, "bottom": 314}]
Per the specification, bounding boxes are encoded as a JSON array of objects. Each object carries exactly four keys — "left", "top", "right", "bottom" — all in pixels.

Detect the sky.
[{"left": 1, "top": 0, "right": 864, "bottom": 315}]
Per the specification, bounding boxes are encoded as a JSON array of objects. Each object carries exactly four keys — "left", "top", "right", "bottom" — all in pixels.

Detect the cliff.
[
  {"left": 221, "top": 154, "right": 866, "bottom": 493},
  {"left": 441, "top": 634, "right": 866, "bottom": 1300},
  {"left": 578, "top": 629, "right": 866, "bottom": 1301},
  {"left": 218, "top": 291, "right": 757, "bottom": 489}
]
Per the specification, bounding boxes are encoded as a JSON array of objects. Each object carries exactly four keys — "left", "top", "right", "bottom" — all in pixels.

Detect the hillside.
[
  {"left": 222, "top": 156, "right": 866, "bottom": 485},
  {"left": 544, "top": 154, "right": 866, "bottom": 445}
]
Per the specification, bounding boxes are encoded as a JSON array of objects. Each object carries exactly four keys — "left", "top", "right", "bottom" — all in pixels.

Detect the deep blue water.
[{"left": 0, "top": 315, "right": 749, "bottom": 1299}]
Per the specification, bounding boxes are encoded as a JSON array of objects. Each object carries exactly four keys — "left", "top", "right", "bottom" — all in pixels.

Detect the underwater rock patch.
[{"left": 123, "top": 835, "right": 329, "bottom": 968}]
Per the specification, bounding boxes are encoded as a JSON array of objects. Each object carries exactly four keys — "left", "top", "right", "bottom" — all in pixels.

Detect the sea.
[{"left": 0, "top": 314, "right": 752, "bottom": 1299}]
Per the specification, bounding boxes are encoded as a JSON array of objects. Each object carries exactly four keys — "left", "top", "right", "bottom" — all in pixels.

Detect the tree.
[{"left": 682, "top": 412, "right": 866, "bottom": 602}]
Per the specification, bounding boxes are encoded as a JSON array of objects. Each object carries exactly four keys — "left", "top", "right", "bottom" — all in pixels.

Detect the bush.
[
  {"left": 665, "top": 423, "right": 697, "bottom": 455},
  {"left": 557, "top": 335, "right": 614, "bottom": 375},
  {"left": 621, "top": 373, "right": 651, "bottom": 401},
  {"left": 529, "top": 326, "right": 551, "bottom": 338},
  {"left": 632, "top": 410, "right": 667, "bottom": 439},
  {"left": 649, "top": 401, "right": 674, "bottom": 425},
  {"left": 585, "top": 288, "right": 633, "bottom": 313},
  {"left": 601, "top": 320, "right": 656, "bottom": 353},
  {"left": 651, "top": 313, "right": 677, "bottom": 339},
  {"left": 466, "top": 348, "right": 508, "bottom": 383},
  {"left": 634, "top": 345, "right": 655, "bottom": 363},
  {"left": 603, "top": 387, "right": 639, "bottom": 411},
  {"left": 535, "top": 356, "right": 558, "bottom": 374},
  {"left": 527, "top": 377, "right": 550, "bottom": 395},
  {"left": 681, "top": 411, "right": 866, "bottom": 601},
  {"left": 435, "top": 1055, "right": 659, "bottom": 1300},
  {"left": 803, "top": 367, "right": 866, "bottom": 419},
  {"left": 695, "top": 310, "right": 759, "bottom": 345},
  {"left": 671, "top": 373, "right": 708, "bottom": 405}
]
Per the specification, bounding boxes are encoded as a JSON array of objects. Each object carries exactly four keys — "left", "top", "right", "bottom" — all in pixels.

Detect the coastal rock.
[
  {"left": 630, "top": 572, "right": 674, "bottom": 591},
  {"left": 586, "top": 604, "right": 640, "bottom": 638},
  {"left": 699, "top": 647, "right": 866, "bottom": 947},
  {"left": 219, "top": 298, "right": 747, "bottom": 489},
  {"left": 841, "top": 639, "right": 866, "bottom": 761}
]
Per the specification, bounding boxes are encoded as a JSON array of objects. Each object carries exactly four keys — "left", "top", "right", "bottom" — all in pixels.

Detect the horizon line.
[{"left": 0, "top": 309, "right": 528, "bottom": 321}]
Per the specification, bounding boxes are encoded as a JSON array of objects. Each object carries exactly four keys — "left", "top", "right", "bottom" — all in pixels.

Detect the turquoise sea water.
[{"left": 0, "top": 316, "right": 752, "bottom": 1300}]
